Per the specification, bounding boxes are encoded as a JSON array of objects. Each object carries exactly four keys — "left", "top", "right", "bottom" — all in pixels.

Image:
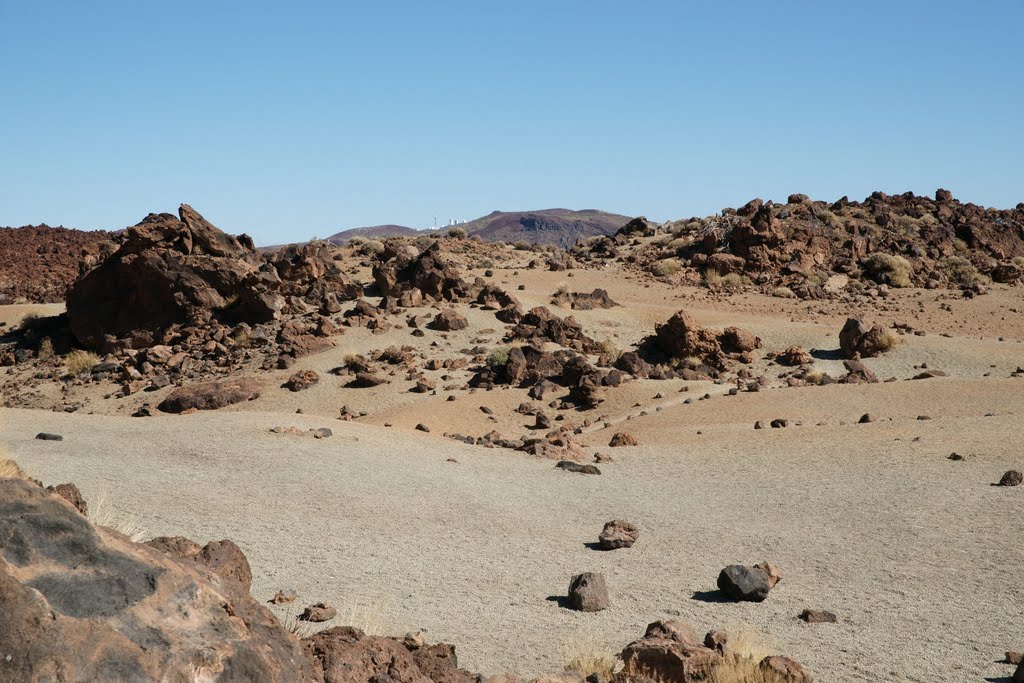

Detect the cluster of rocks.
[
  {"left": 472, "top": 344, "right": 622, "bottom": 410},
  {"left": 584, "top": 190, "right": 1024, "bottom": 296},
  {"left": 637, "top": 310, "right": 761, "bottom": 371},
  {"left": 621, "top": 620, "right": 812, "bottom": 683}
]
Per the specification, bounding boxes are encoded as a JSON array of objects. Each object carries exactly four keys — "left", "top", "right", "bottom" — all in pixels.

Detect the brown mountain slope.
[
  {"left": 326, "top": 224, "right": 420, "bottom": 244},
  {"left": 460, "top": 209, "right": 632, "bottom": 247},
  {"left": 0, "top": 225, "right": 114, "bottom": 303}
]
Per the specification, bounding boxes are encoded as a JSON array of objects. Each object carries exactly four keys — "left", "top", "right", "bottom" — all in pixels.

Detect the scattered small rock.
[
  {"left": 608, "top": 431, "right": 638, "bottom": 447},
  {"left": 555, "top": 461, "right": 601, "bottom": 475},
  {"left": 35, "top": 433, "right": 63, "bottom": 441},
  {"left": 300, "top": 602, "right": 337, "bottom": 622},
  {"left": 997, "top": 470, "right": 1022, "bottom": 487},
  {"left": 270, "top": 589, "right": 297, "bottom": 605},
  {"left": 799, "top": 609, "right": 837, "bottom": 623},
  {"left": 598, "top": 520, "right": 639, "bottom": 550}
]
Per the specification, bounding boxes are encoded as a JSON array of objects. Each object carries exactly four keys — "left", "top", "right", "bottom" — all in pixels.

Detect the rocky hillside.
[
  {"left": 459, "top": 209, "right": 632, "bottom": 248},
  {"left": 576, "top": 189, "right": 1024, "bottom": 296},
  {"left": 0, "top": 225, "right": 114, "bottom": 303}
]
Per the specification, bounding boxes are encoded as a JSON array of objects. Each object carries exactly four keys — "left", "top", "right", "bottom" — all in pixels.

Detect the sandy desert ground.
[{"left": 3, "top": 268, "right": 1022, "bottom": 682}]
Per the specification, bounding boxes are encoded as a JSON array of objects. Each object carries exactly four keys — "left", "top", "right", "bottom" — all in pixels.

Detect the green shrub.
[
  {"left": 358, "top": 239, "right": 385, "bottom": 256},
  {"left": 447, "top": 227, "right": 467, "bottom": 239},
  {"left": 862, "top": 253, "right": 912, "bottom": 287},
  {"left": 485, "top": 348, "right": 509, "bottom": 369}
]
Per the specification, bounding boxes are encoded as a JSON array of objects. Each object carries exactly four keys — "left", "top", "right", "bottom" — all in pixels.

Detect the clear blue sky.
[{"left": 2, "top": 1, "right": 1022, "bottom": 245}]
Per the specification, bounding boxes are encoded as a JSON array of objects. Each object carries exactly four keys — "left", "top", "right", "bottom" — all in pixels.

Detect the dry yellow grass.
[
  {"left": 89, "top": 494, "right": 146, "bottom": 542},
  {"left": 66, "top": 349, "right": 100, "bottom": 375},
  {"left": 560, "top": 632, "right": 618, "bottom": 679},
  {"left": 0, "top": 457, "right": 26, "bottom": 479},
  {"left": 706, "top": 628, "right": 785, "bottom": 683}
]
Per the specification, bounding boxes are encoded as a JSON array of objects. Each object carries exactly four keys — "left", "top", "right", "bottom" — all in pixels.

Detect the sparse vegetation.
[
  {"left": 771, "top": 286, "right": 796, "bottom": 299},
  {"left": 652, "top": 258, "right": 682, "bottom": 277},
  {"left": 0, "top": 457, "right": 26, "bottom": 479},
  {"left": 876, "top": 331, "right": 899, "bottom": 353},
  {"left": 705, "top": 629, "right": 782, "bottom": 683},
  {"left": 943, "top": 256, "right": 983, "bottom": 287},
  {"left": 447, "top": 227, "right": 467, "bottom": 239},
  {"left": 598, "top": 339, "right": 622, "bottom": 362},
  {"left": 485, "top": 348, "right": 510, "bottom": 370},
  {"left": 862, "top": 253, "right": 912, "bottom": 287},
  {"left": 560, "top": 633, "right": 618, "bottom": 680},
  {"left": 358, "top": 239, "right": 385, "bottom": 257},
  {"left": 66, "top": 349, "right": 100, "bottom": 375},
  {"left": 89, "top": 495, "right": 146, "bottom": 543},
  {"left": 37, "top": 337, "right": 54, "bottom": 361}
]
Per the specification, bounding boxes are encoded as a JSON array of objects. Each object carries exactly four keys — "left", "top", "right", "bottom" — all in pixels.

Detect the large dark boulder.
[{"left": 66, "top": 205, "right": 261, "bottom": 350}]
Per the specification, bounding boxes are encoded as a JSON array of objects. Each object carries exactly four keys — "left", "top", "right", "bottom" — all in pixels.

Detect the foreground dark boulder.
[
  {"left": 0, "top": 478, "right": 315, "bottom": 681},
  {"left": 158, "top": 377, "right": 262, "bottom": 412}
]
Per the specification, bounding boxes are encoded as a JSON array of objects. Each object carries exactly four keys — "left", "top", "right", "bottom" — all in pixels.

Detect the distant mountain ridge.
[{"left": 327, "top": 209, "right": 632, "bottom": 248}]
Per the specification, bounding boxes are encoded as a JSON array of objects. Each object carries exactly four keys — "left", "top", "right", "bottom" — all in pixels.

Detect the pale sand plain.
[{"left": 2, "top": 272, "right": 1023, "bottom": 681}]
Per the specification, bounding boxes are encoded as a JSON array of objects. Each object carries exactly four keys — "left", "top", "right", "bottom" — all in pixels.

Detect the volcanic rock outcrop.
[{"left": 66, "top": 205, "right": 360, "bottom": 353}]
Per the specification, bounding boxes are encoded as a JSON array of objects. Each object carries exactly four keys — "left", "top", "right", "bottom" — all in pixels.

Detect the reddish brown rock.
[
  {"left": 776, "top": 346, "right": 812, "bottom": 366},
  {"left": 301, "top": 602, "right": 338, "bottom": 623},
  {"left": 431, "top": 309, "right": 469, "bottom": 331},
  {"left": 759, "top": 656, "right": 813, "bottom": 682},
  {"left": 303, "top": 627, "right": 477, "bottom": 683},
  {"left": 157, "top": 377, "right": 262, "bottom": 412},
  {"left": 839, "top": 318, "right": 889, "bottom": 358},
  {"left": 45, "top": 482, "right": 88, "bottom": 515},
  {"left": 146, "top": 536, "right": 253, "bottom": 593},
  {"left": 799, "top": 609, "right": 837, "bottom": 623},
  {"left": 598, "top": 519, "right": 639, "bottom": 550},
  {"left": 621, "top": 620, "right": 720, "bottom": 682},
  {"left": 285, "top": 369, "right": 321, "bottom": 391},
  {"left": 609, "top": 431, "right": 638, "bottom": 447}
]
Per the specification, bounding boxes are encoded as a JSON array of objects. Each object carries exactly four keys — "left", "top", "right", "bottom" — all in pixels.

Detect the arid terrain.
[{"left": 2, "top": 192, "right": 1023, "bottom": 682}]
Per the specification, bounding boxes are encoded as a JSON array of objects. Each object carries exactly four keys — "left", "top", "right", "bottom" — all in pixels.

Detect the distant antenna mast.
[{"left": 433, "top": 215, "right": 437, "bottom": 230}]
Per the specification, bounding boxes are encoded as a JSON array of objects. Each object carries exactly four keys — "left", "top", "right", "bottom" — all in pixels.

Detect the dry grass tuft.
[
  {"left": 66, "top": 349, "right": 101, "bottom": 375},
  {"left": 561, "top": 632, "right": 619, "bottom": 680},
  {"left": 771, "top": 286, "right": 796, "bottom": 299},
  {"left": 0, "top": 457, "right": 26, "bottom": 479},
  {"left": 89, "top": 495, "right": 146, "bottom": 543},
  {"left": 706, "top": 629, "right": 783, "bottom": 683},
  {"left": 652, "top": 258, "right": 682, "bottom": 277}
]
